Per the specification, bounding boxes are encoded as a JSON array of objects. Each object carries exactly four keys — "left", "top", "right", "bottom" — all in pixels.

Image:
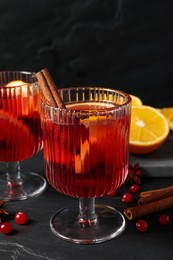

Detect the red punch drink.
[
  {"left": 0, "top": 82, "right": 42, "bottom": 162},
  {"left": 0, "top": 71, "right": 46, "bottom": 202},
  {"left": 41, "top": 89, "right": 131, "bottom": 198},
  {"left": 40, "top": 87, "right": 131, "bottom": 244}
]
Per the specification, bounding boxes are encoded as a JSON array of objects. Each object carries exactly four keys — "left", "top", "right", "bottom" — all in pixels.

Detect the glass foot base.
[
  {"left": 50, "top": 203, "right": 126, "bottom": 244},
  {"left": 0, "top": 172, "right": 47, "bottom": 201}
]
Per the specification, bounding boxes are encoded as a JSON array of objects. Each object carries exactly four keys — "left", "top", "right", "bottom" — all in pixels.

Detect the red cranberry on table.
[
  {"left": 130, "top": 184, "right": 140, "bottom": 193},
  {"left": 136, "top": 219, "right": 148, "bottom": 232},
  {"left": 159, "top": 214, "right": 170, "bottom": 226},
  {"left": 15, "top": 211, "right": 27, "bottom": 225},
  {"left": 122, "top": 192, "right": 133, "bottom": 203},
  {"left": 0, "top": 222, "right": 13, "bottom": 234}
]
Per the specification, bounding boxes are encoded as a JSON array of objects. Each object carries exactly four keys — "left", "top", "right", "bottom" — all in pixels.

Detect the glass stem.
[
  {"left": 6, "top": 161, "right": 22, "bottom": 186},
  {"left": 78, "top": 198, "right": 97, "bottom": 225}
]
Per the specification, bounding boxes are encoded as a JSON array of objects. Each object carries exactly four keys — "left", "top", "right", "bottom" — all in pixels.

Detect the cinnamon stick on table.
[
  {"left": 36, "top": 68, "right": 66, "bottom": 108},
  {"left": 139, "top": 185, "right": 173, "bottom": 205},
  {"left": 124, "top": 195, "right": 173, "bottom": 220}
]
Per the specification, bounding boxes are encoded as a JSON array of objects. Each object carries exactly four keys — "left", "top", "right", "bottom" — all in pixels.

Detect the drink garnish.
[
  {"left": 5, "top": 80, "right": 29, "bottom": 97},
  {"left": 36, "top": 68, "right": 65, "bottom": 108},
  {"left": 5, "top": 80, "right": 27, "bottom": 87}
]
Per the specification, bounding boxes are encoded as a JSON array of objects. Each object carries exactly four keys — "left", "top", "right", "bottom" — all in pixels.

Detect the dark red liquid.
[
  {"left": 0, "top": 92, "right": 42, "bottom": 162},
  {"left": 42, "top": 103, "right": 130, "bottom": 198}
]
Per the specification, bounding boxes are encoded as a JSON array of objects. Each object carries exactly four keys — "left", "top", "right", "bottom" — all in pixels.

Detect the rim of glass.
[
  {"left": 41, "top": 87, "right": 132, "bottom": 112},
  {"left": 0, "top": 70, "right": 35, "bottom": 75},
  {"left": 0, "top": 71, "right": 37, "bottom": 89}
]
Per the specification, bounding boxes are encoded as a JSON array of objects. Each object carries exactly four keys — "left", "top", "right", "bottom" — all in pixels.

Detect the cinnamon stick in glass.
[{"left": 36, "top": 68, "right": 66, "bottom": 108}]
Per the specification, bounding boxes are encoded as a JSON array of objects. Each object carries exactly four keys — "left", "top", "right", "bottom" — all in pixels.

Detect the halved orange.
[
  {"left": 129, "top": 105, "right": 169, "bottom": 154},
  {"left": 159, "top": 107, "right": 173, "bottom": 131},
  {"left": 130, "top": 95, "right": 143, "bottom": 106},
  {"left": 168, "top": 116, "right": 173, "bottom": 131}
]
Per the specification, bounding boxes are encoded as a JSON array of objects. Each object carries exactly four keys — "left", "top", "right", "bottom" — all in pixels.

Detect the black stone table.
[{"left": 1, "top": 134, "right": 173, "bottom": 260}]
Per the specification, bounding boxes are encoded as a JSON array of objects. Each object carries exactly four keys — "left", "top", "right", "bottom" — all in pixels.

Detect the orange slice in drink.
[
  {"left": 130, "top": 95, "right": 143, "bottom": 106},
  {"left": 129, "top": 105, "right": 169, "bottom": 154},
  {"left": 5, "top": 80, "right": 32, "bottom": 115},
  {"left": 159, "top": 107, "right": 173, "bottom": 131},
  {"left": 5, "top": 80, "right": 27, "bottom": 87},
  {"left": 5, "top": 80, "right": 29, "bottom": 98}
]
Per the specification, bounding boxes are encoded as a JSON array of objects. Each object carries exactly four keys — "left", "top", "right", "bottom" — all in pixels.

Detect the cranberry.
[
  {"left": 0, "top": 222, "right": 13, "bottom": 234},
  {"left": 15, "top": 212, "right": 27, "bottom": 225},
  {"left": 159, "top": 214, "right": 170, "bottom": 226},
  {"left": 130, "top": 184, "right": 140, "bottom": 193},
  {"left": 122, "top": 192, "right": 132, "bottom": 203},
  {"left": 136, "top": 219, "right": 148, "bottom": 232}
]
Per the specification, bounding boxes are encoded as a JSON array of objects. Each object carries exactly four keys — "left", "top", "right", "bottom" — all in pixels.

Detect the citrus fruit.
[
  {"left": 5, "top": 80, "right": 28, "bottom": 96},
  {"left": 130, "top": 95, "right": 143, "bottom": 106},
  {"left": 159, "top": 107, "right": 173, "bottom": 131},
  {"left": 5, "top": 80, "right": 27, "bottom": 87},
  {"left": 168, "top": 116, "right": 173, "bottom": 131},
  {"left": 129, "top": 105, "right": 169, "bottom": 154}
]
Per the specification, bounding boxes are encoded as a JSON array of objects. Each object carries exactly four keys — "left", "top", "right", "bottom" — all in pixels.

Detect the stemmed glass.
[
  {"left": 40, "top": 87, "right": 131, "bottom": 244},
  {"left": 0, "top": 71, "right": 47, "bottom": 201}
]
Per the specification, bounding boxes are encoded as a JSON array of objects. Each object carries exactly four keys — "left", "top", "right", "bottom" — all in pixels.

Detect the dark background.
[{"left": 0, "top": 0, "right": 173, "bottom": 107}]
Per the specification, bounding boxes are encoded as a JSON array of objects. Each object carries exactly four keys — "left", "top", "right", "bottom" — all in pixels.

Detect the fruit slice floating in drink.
[{"left": 5, "top": 80, "right": 27, "bottom": 87}]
